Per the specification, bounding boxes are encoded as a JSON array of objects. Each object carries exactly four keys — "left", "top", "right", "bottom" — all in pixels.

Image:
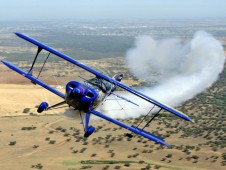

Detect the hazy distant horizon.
[
  {"left": 0, "top": 17, "right": 225, "bottom": 24},
  {"left": 1, "top": 0, "right": 226, "bottom": 22}
]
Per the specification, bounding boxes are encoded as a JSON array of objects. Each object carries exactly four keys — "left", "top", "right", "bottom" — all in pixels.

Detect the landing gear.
[
  {"left": 37, "top": 102, "right": 49, "bottom": 113},
  {"left": 37, "top": 101, "right": 66, "bottom": 113},
  {"left": 84, "top": 126, "right": 96, "bottom": 137},
  {"left": 80, "top": 110, "right": 96, "bottom": 138}
]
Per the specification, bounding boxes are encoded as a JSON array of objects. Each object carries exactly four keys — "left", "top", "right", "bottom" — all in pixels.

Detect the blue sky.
[{"left": 1, "top": 0, "right": 226, "bottom": 21}]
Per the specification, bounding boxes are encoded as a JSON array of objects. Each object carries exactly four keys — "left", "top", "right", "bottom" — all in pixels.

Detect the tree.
[
  {"left": 139, "top": 160, "right": 145, "bottom": 164},
  {"left": 111, "top": 153, "right": 115, "bottom": 158},
  {"left": 49, "top": 140, "right": 56, "bottom": 144},
  {"left": 146, "top": 164, "right": 151, "bottom": 169},
  {"left": 154, "top": 165, "right": 161, "bottom": 169},
  {"left": 114, "top": 165, "right": 121, "bottom": 169},
  {"left": 33, "top": 145, "right": 39, "bottom": 148},
  {"left": 222, "top": 153, "right": 226, "bottom": 161},
  {"left": 124, "top": 163, "right": 130, "bottom": 167},
  {"left": 91, "top": 153, "right": 97, "bottom": 157},
  {"left": 166, "top": 154, "right": 172, "bottom": 158},
  {"left": 191, "top": 155, "right": 199, "bottom": 159},
  {"left": 31, "top": 163, "right": 43, "bottom": 169},
  {"left": 9, "top": 141, "right": 16, "bottom": 146},
  {"left": 23, "top": 108, "right": 30, "bottom": 113}
]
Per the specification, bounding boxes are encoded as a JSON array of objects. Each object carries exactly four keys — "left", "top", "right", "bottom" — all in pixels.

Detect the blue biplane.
[{"left": 1, "top": 33, "right": 192, "bottom": 147}]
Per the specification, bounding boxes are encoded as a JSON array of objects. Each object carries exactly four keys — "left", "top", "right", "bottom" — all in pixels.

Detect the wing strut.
[
  {"left": 142, "top": 108, "right": 162, "bottom": 130},
  {"left": 135, "top": 105, "right": 155, "bottom": 129},
  {"left": 127, "top": 106, "right": 161, "bottom": 138},
  {"left": 37, "top": 52, "right": 50, "bottom": 79},
  {"left": 29, "top": 47, "right": 42, "bottom": 75}
]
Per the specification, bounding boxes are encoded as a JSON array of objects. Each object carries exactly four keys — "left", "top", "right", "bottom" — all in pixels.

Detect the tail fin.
[{"left": 111, "top": 73, "right": 123, "bottom": 92}]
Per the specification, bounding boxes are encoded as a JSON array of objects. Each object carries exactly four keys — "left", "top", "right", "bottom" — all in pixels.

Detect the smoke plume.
[{"left": 99, "top": 31, "right": 225, "bottom": 119}]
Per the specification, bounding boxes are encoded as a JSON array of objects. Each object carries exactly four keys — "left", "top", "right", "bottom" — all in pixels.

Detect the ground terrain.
[
  {"left": 0, "top": 59, "right": 225, "bottom": 170},
  {"left": 0, "top": 19, "right": 225, "bottom": 169}
]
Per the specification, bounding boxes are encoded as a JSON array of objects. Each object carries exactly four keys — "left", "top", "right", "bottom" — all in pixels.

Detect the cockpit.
[{"left": 85, "top": 78, "right": 112, "bottom": 93}]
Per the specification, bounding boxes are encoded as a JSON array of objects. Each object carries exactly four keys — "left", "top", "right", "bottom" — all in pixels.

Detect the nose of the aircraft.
[
  {"left": 73, "top": 87, "right": 81, "bottom": 94},
  {"left": 73, "top": 87, "right": 84, "bottom": 96}
]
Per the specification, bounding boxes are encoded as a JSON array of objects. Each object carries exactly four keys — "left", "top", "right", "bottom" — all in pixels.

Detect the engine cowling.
[{"left": 65, "top": 81, "right": 98, "bottom": 110}]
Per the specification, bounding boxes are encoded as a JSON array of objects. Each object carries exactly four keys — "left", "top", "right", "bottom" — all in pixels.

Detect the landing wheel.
[
  {"left": 84, "top": 126, "right": 95, "bottom": 138},
  {"left": 84, "top": 132, "right": 90, "bottom": 138},
  {"left": 37, "top": 102, "right": 48, "bottom": 113}
]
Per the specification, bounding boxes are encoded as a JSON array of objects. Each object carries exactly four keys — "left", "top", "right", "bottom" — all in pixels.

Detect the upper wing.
[{"left": 15, "top": 32, "right": 192, "bottom": 122}]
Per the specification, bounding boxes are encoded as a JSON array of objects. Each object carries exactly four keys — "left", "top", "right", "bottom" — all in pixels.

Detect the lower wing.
[
  {"left": 90, "top": 109, "right": 171, "bottom": 147},
  {"left": 1, "top": 60, "right": 65, "bottom": 99}
]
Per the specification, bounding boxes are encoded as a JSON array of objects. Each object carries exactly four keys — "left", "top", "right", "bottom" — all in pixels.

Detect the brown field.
[{"left": 0, "top": 60, "right": 225, "bottom": 170}]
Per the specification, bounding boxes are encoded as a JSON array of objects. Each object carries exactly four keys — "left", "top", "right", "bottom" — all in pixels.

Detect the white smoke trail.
[{"left": 99, "top": 31, "right": 225, "bottom": 119}]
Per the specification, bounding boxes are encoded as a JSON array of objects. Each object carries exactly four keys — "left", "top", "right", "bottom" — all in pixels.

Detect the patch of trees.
[
  {"left": 31, "top": 163, "right": 43, "bottom": 169},
  {"left": 21, "top": 126, "right": 37, "bottom": 130},
  {"left": 9, "top": 141, "right": 16, "bottom": 146}
]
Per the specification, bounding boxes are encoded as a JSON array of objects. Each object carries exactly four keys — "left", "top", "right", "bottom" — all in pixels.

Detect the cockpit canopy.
[{"left": 86, "top": 78, "right": 112, "bottom": 93}]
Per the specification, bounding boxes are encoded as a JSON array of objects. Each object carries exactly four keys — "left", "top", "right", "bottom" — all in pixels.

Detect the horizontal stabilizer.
[{"left": 1, "top": 60, "right": 65, "bottom": 99}]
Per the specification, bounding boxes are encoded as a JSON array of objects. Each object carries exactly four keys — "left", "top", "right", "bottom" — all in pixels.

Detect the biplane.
[{"left": 1, "top": 33, "right": 192, "bottom": 147}]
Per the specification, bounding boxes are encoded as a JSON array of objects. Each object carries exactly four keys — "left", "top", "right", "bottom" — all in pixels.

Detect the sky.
[{"left": 0, "top": 0, "right": 226, "bottom": 21}]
